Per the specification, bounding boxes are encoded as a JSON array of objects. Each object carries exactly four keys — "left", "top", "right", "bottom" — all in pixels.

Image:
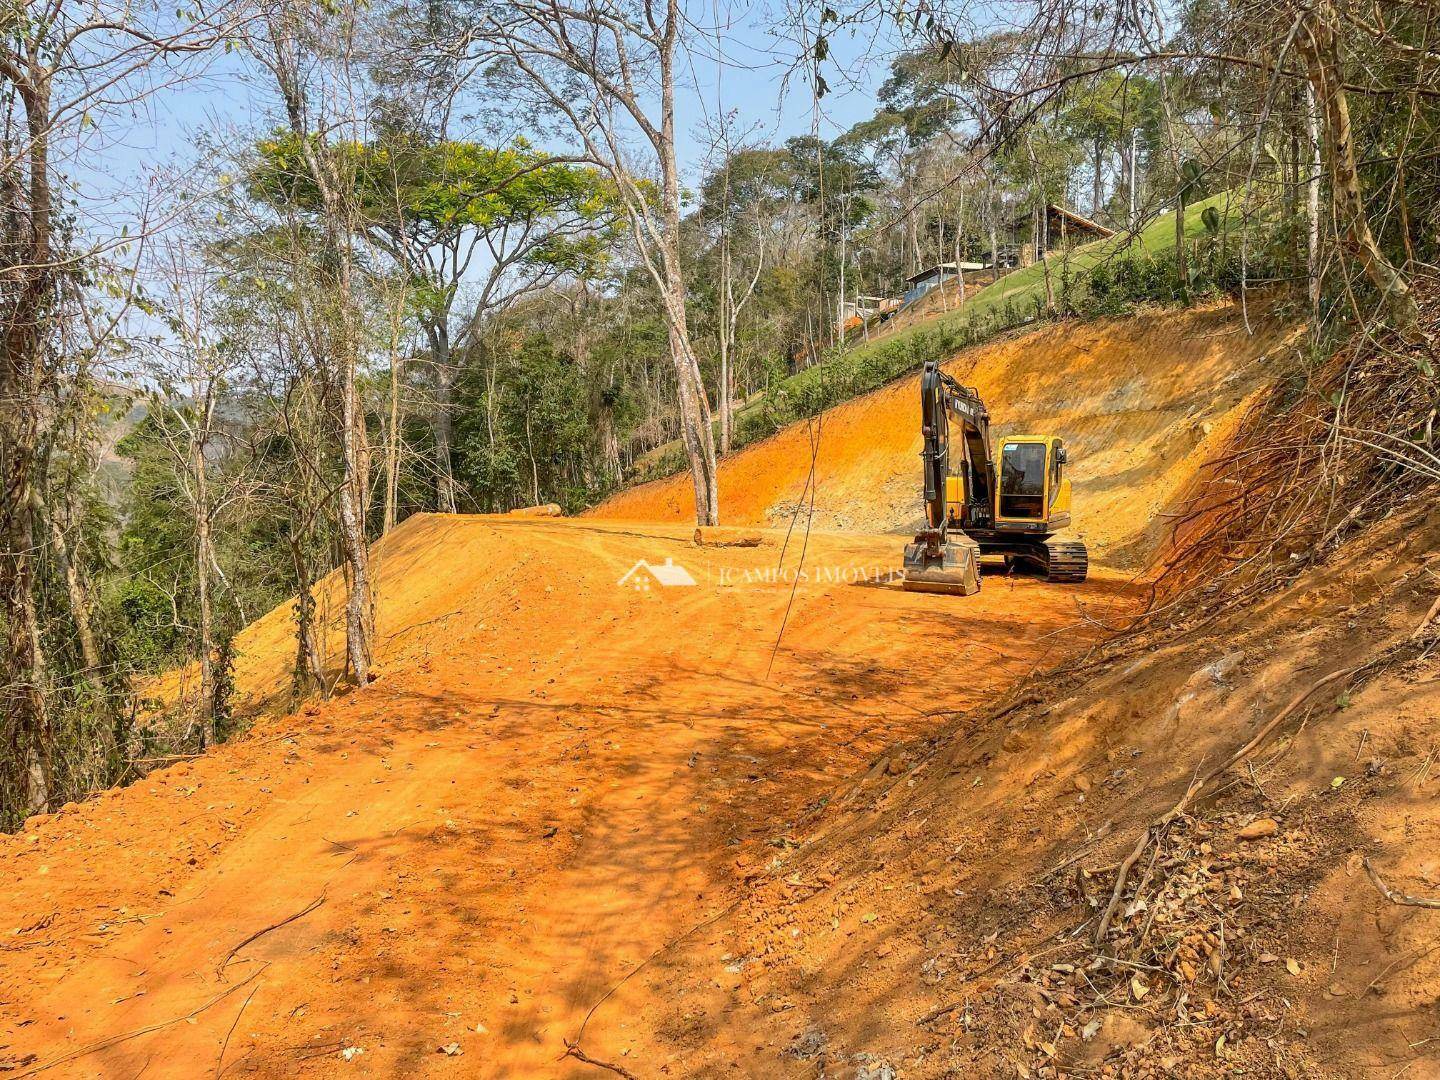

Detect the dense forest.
[{"left": 1, "top": 0, "right": 1436, "bottom": 827}]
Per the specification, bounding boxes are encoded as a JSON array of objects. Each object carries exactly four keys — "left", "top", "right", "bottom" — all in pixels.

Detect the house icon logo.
[{"left": 617, "top": 557, "right": 697, "bottom": 591}]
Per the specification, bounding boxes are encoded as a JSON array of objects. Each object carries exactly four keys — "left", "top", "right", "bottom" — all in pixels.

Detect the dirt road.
[{"left": 0, "top": 516, "right": 1127, "bottom": 1077}]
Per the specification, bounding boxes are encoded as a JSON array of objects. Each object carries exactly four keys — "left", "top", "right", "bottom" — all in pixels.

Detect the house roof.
[
  {"left": 904, "top": 262, "right": 957, "bottom": 285},
  {"left": 1014, "top": 203, "right": 1116, "bottom": 238}
]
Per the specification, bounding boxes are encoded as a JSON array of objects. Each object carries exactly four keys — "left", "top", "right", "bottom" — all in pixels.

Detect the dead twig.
[
  {"left": 214, "top": 982, "right": 261, "bottom": 1078},
  {"left": 10, "top": 967, "right": 265, "bottom": 1078},
  {"left": 917, "top": 998, "right": 964, "bottom": 1025},
  {"left": 1358, "top": 943, "right": 1440, "bottom": 999},
  {"left": 561, "top": 1040, "right": 640, "bottom": 1079},
  {"left": 1411, "top": 593, "right": 1440, "bottom": 640},
  {"left": 1094, "top": 665, "right": 1358, "bottom": 945},
  {"left": 128, "top": 753, "right": 205, "bottom": 766},
  {"left": 1364, "top": 857, "right": 1440, "bottom": 910},
  {"left": 217, "top": 895, "right": 325, "bottom": 978},
  {"left": 384, "top": 610, "right": 462, "bottom": 642},
  {"left": 568, "top": 897, "right": 743, "bottom": 1054}
]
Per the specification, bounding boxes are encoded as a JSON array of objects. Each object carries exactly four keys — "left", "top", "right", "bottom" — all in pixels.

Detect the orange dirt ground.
[
  {"left": 0, "top": 302, "right": 1344, "bottom": 1079},
  {"left": 0, "top": 517, "right": 1129, "bottom": 1078}
]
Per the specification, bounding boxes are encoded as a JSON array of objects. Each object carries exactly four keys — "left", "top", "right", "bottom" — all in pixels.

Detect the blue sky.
[{"left": 89, "top": 6, "right": 895, "bottom": 225}]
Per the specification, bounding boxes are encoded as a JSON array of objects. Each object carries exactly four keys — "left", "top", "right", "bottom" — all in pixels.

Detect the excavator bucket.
[{"left": 901, "top": 535, "right": 981, "bottom": 595}]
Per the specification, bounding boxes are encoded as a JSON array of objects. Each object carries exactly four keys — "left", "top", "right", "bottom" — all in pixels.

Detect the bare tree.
[
  {"left": 247, "top": 0, "right": 376, "bottom": 684},
  {"left": 706, "top": 133, "right": 766, "bottom": 456},
  {"left": 141, "top": 235, "right": 256, "bottom": 747},
  {"left": 477, "top": 0, "right": 722, "bottom": 524},
  {"left": 0, "top": 1, "right": 235, "bottom": 814},
  {"left": 1293, "top": 0, "right": 1417, "bottom": 330}
]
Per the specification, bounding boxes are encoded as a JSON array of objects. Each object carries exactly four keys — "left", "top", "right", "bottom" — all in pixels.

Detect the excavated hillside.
[
  {"left": 7, "top": 299, "right": 1436, "bottom": 1079},
  {"left": 596, "top": 301, "right": 1296, "bottom": 570}
]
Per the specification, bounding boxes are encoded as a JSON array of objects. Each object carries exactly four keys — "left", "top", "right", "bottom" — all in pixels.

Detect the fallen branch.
[
  {"left": 1364, "top": 857, "right": 1440, "bottom": 910},
  {"left": 562, "top": 1040, "right": 640, "bottom": 1079},
  {"left": 917, "top": 998, "right": 963, "bottom": 1025},
  {"left": 1094, "top": 665, "right": 1358, "bottom": 945},
  {"left": 217, "top": 895, "right": 325, "bottom": 978},
  {"left": 1411, "top": 593, "right": 1440, "bottom": 640},
  {"left": 992, "top": 692, "right": 1042, "bottom": 723}
]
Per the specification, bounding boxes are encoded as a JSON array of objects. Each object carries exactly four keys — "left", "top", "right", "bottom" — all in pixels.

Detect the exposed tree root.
[
  {"left": 1364, "top": 857, "right": 1440, "bottom": 910},
  {"left": 217, "top": 894, "right": 325, "bottom": 978},
  {"left": 11, "top": 967, "right": 266, "bottom": 1078}
]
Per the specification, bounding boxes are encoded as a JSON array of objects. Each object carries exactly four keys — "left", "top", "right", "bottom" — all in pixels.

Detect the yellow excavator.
[{"left": 901, "top": 359, "right": 1088, "bottom": 595}]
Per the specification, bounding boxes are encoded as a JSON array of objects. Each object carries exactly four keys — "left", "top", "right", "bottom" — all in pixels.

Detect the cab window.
[{"left": 1000, "top": 442, "right": 1046, "bottom": 518}]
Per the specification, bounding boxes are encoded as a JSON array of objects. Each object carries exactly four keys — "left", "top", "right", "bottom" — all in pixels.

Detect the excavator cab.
[
  {"left": 995, "top": 436, "right": 1071, "bottom": 530},
  {"left": 902, "top": 361, "right": 1087, "bottom": 595}
]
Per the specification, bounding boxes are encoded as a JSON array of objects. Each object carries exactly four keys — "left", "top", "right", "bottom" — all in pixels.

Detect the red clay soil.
[
  {"left": 14, "top": 302, "right": 1400, "bottom": 1080},
  {"left": 594, "top": 302, "right": 1298, "bottom": 569},
  {"left": 0, "top": 516, "right": 1131, "bottom": 1078},
  {"left": 630, "top": 501, "right": 1440, "bottom": 1079}
]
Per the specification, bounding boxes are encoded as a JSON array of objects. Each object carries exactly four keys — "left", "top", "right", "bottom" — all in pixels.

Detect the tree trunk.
[
  {"left": 1027, "top": 139, "right": 1054, "bottom": 314},
  {"left": 1159, "top": 70, "right": 1189, "bottom": 298},
  {"left": 0, "top": 422, "right": 50, "bottom": 812},
  {"left": 382, "top": 351, "right": 404, "bottom": 536},
  {"left": 598, "top": 404, "right": 622, "bottom": 484},
  {"left": 523, "top": 408, "right": 540, "bottom": 505},
  {"left": 276, "top": 35, "right": 373, "bottom": 688},
  {"left": 337, "top": 362, "right": 372, "bottom": 685},
  {"left": 192, "top": 435, "right": 216, "bottom": 748},
  {"left": 427, "top": 320, "right": 458, "bottom": 513},
  {"left": 719, "top": 346, "right": 732, "bottom": 456},
  {"left": 33, "top": 482, "right": 100, "bottom": 674},
  {"left": 1297, "top": 1, "right": 1417, "bottom": 331},
  {"left": 1305, "top": 82, "right": 1322, "bottom": 325},
  {"left": 657, "top": 2, "right": 718, "bottom": 526},
  {"left": 955, "top": 187, "right": 966, "bottom": 312},
  {"left": 718, "top": 241, "right": 733, "bottom": 456},
  {"left": 289, "top": 532, "right": 325, "bottom": 703},
  {"left": 1, "top": 76, "right": 54, "bottom": 815},
  {"left": 1093, "top": 138, "right": 1104, "bottom": 218},
  {"left": 987, "top": 177, "right": 1000, "bottom": 278}
]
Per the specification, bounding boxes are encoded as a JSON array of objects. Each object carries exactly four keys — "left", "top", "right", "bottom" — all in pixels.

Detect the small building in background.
[
  {"left": 901, "top": 261, "right": 989, "bottom": 306},
  {"left": 845, "top": 295, "right": 902, "bottom": 323},
  {"left": 1014, "top": 204, "right": 1115, "bottom": 266}
]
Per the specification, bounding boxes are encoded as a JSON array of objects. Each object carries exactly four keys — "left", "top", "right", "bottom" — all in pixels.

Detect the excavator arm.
[
  {"left": 919, "top": 362, "right": 993, "bottom": 533},
  {"left": 903, "top": 359, "right": 1088, "bottom": 594},
  {"left": 904, "top": 361, "right": 986, "bottom": 595}
]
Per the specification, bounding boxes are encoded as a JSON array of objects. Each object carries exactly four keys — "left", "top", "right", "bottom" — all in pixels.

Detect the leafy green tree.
[{"left": 249, "top": 133, "right": 623, "bottom": 512}]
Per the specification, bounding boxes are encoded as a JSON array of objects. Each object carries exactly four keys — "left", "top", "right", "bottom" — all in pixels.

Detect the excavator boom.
[{"left": 902, "top": 361, "right": 987, "bottom": 595}]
